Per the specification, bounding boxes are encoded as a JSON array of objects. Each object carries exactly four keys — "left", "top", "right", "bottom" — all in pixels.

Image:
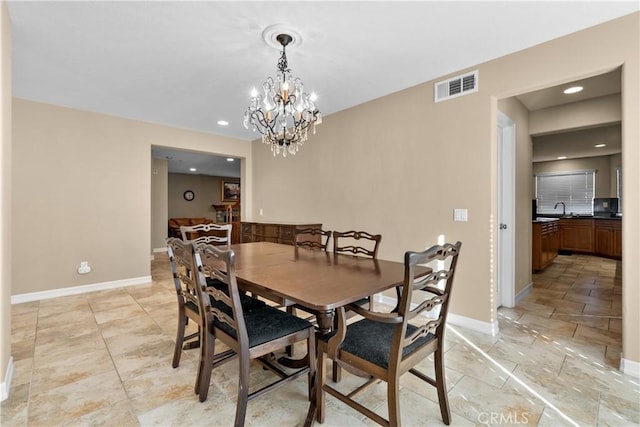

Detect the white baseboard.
[
  {"left": 1, "top": 357, "right": 13, "bottom": 402},
  {"left": 11, "top": 276, "right": 152, "bottom": 304},
  {"left": 620, "top": 357, "right": 640, "bottom": 379},
  {"left": 515, "top": 282, "right": 533, "bottom": 305},
  {"left": 447, "top": 312, "right": 500, "bottom": 335},
  {"left": 151, "top": 247, "right": 167, "bottom": 261},
  {"left": 375, "top": 295, "right": 499, "bottom": 336}
]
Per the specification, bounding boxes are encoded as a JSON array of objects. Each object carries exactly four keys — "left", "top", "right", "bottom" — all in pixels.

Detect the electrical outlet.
[
  {"left": 78, "top": 261, "right": 91, "bottom": 274},
  {"left": 259, "top": 208, "right": 263, "bottom": 216},
  {"left": 454, "top": 209, "right": 468, "bottom": 222}
]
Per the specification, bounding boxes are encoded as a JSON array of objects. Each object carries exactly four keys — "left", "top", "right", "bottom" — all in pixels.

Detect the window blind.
[{"left": 535, "top": 170, "right": 595, "bottom": 215}]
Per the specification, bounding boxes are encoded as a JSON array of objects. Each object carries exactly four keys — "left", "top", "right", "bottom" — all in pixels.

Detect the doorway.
[{"left": 150, "top": 146, "right": 242, "bottom": 253}]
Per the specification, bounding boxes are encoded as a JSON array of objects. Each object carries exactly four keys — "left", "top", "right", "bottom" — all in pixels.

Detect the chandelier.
[{"left": 243, "top": 33, "right": 321, "bottom": 157}]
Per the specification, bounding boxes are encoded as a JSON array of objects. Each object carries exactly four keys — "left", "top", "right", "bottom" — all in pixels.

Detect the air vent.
[{"left": 434, "top": 70, "right": 479, "bottom": 102}]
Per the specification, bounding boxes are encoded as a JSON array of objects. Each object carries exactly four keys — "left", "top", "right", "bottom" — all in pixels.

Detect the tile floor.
[{"left": 1, "top": 253, "right": 638, "bottom": 426}]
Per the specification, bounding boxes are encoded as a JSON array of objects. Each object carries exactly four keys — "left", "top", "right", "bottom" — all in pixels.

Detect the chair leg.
[
  {"left": 332, "top": 360, "right": 342, "bottom": 383},
  {"left": 434, "top": 348, "right": 451, "bottom": 425},
  {"left": 285, "top": 306, "right": 296, "bottom": 357},
  {"left": 330, "top": 313, "right": 342, "bottom": 383},
  {"left": 307, "top": 331, "right": 317, "bottom": 402},
  {"left": 316, "top": 351, "right": 327, "bottom": 423},
  {"left": 387, "top": 376, "right": 401, "bottom": 427},
  {"left": 197, "top": 329, "right": 215, "bottom": 401},
  {"left": 194, "top": 326, "right": 204, "bottom": 395},
  {"left": 172, "top": 311, "right": 186, "bottom": 368},
  {"left": 234, "top": 356, "right": 250, "bottom": 427}
]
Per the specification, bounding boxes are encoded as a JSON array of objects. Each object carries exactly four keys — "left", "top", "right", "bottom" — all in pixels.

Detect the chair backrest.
[
  {"left": 193, "top": 243, "right": 249, "bottom": 348},
  {"left": 166, "top": 237, "right": 199, "bottom": 310},
  {"left": 332, "top": 230, "right": 382, "bottom": 259},
  {"left": 392, "top": 241, "right": 462, "bottom": 364},
  {"left": 180, "top": 223, "right": 232, "bottom": 248},
  {"left": 295, "top": 227, "right": 332, "bottom": 251}
]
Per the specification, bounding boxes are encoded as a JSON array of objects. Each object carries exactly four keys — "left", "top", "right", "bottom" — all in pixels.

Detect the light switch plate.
[{"left": 454, "top": 209, "right": 468, "bottom": 222}]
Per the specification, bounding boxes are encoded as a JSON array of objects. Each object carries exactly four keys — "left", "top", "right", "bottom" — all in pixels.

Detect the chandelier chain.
[{"left": 277, "top": 47, "right": 290, "bottom": 75}]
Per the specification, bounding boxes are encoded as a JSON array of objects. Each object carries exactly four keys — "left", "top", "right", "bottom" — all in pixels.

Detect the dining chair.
[
  {"left": 180, "top": 222, "right": 232, "bottom": 248},
  {"left": 295, "top": 227, "right": 332, "bottom": 251},
  {"left": 332, "top": 230, "right": 382, "bottom": 310},
  {"left": 167, "top": 237, "right": 203, "bottom": 367},
  {"left": 315, "top": 241, "right": 462, "bottom": 427},
  {"left": 166, "top": 238, "right": 265, "bottom": 369},
  {"left": 331, "top": 230, "right": 382, "bottom": 381},
  {"left": 193, "top": 243, "right": 317, "bottom": 427},
  {"left": 289, "top": 227, "right": 333, "bottom": 353}
]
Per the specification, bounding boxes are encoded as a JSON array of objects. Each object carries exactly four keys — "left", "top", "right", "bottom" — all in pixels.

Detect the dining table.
[
  {"left": 229, "top": 241, "right": 419, "bottom": 334},
  {"left": 226, "top": 241, "right": 432, "bottom": 426}
]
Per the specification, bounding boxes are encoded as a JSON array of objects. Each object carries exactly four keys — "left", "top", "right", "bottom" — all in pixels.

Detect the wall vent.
[{"left": 434, "top": 70, "right": 479, "bottom": 103}]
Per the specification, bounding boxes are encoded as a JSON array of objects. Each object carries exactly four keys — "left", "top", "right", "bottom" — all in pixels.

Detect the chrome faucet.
[{"left": 554, "top": 201, "right": 566, "bottom": 216}]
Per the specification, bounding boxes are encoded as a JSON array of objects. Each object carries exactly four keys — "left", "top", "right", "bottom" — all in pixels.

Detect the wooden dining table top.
[{"left": 229, "top": 241, "right": 428, "bottom": 312}]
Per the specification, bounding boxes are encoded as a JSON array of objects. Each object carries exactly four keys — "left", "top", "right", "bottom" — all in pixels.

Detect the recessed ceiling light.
[
  {"left": 226, "top": 158, "right": 235, "bottom": 162},
  {"left": 557, "top": 156, "right": 567, "bottom": 160},
  {"left": 563, "top": 86, "right": 583, "bottom": 94},
  {"left": 189, "top": 167, "right": 197, "bottom": 172},
  {"left": 595, "top": 143, "right": 607, "bottom": 148},
  {"left": 217, "top": 120, "right": 229, "bottom": 126}
]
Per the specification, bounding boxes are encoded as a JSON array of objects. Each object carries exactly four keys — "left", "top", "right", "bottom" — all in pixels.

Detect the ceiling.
[
  {"left": 516, "top": 69, "right": 621, "bottom": 111},
  {"left": 7, "top": 1, "right": 638, "bottom": 174},
  {"left": 152, "top": 146, "right": 241, "bottom": 178},
  {"left": 516, "top": 69, "right": 623, "bottom": 163}
]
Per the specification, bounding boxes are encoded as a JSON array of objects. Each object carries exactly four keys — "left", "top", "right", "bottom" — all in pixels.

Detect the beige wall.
[
  {"left": 498, "top": 97, "right": 533, "bottom": 298},
  {"left": 252, "top": 13, "right": 639, "bottom": 366},
  {"left": 1, "top": 1, "right": 12, "bottom": 394},
  {"left": 533, "top": 155, "right": 618, "bottom": 199},
  {"left": 150, "top": 157, "right": 168, "bottom": 251},
  {"left": 12, "top": 99, "right": 252, "bottom": 296}
]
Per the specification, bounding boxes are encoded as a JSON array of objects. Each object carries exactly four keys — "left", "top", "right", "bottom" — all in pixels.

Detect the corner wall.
[
  {"left": 0, "top": 1, "right": 12, "bottom": 399},
  {"left": 12, "top": 99, "right": 252, "bottom": 296},
  {"left": 150, "top": 157, "right": 168, "bottom": 252}
]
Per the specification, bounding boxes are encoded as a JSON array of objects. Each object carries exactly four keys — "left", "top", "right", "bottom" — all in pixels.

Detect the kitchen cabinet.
[
  {"left": 532, "top": 219, "right": 559, "bottom": 272},
  {"left": 559, "top": 218, "right": 594, "bottom": 253},
  {"left": 595, "top": 219, "right": 622, "bottom": 259},
  {"left": 241, "top": 221, "right": 322, "bottom": 245}
]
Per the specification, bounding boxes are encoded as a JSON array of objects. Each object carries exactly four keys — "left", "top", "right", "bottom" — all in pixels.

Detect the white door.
[{"left": 497, "top": 112, "right": 515, "bottom": 308}]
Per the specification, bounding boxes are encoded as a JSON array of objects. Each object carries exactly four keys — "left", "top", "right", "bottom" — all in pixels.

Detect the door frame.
[{"left": 497, "top": 112, "right": 516, "bottom": 308}]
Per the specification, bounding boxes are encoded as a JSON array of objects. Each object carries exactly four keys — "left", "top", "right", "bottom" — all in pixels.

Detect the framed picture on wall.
[{"left": 222, "top": 181, "right": 240, "bottom": 202}]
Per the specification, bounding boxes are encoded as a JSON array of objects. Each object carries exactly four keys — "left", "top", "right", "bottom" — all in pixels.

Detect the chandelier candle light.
[{"left": 243, "top": 33, "right": 321, "bottom": 157}]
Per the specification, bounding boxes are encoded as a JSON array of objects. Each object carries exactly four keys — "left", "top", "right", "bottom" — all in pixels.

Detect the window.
[
  {"left": 535, "top": 170, "right": 595, "bottom": 215},
  {"left": 617, "top": 166, "right": 622, "bottom": 213}
]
